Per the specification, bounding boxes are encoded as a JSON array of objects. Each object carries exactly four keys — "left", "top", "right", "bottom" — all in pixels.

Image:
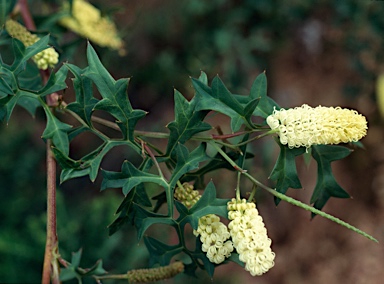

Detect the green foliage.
[
  {"left": 310, "top": 145, "right": 352, "bottom": 212},
  {"left": 270, "top": 141, "right": 306, "bottom": 205},
  {"left": 60, "top": 249, "right": 107, "bottom": 282},
  {"left": 0, "top": 3, "right": 378, "bottom": 281}
]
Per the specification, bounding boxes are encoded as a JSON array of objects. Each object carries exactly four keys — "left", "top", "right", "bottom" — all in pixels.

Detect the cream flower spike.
[
  {"left": 59, "top": 0, "right": 125, "bottom": 55},
  {"left": 5, "top": 19, "right": 59, "bottom": 70},
  {"left": 266, "top": 104, "right": 368, "bottom": 148},
  {"left": 174, "top": 183, "right": 233, "bottom": 264},
  {"left": 227, "top": 198, "right": 275, "bottom": 276}
]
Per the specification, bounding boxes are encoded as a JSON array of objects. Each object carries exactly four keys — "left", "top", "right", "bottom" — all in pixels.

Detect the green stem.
[
  {"left": 232, "top": 129, "right": 277, "bottom": 147},
  {"left": 245, "top": 172, "right": 378, "bottom": 243},
  {"left": 248, "top": 184, "right": 257, "bottom": 202},
  {"left": 236, "top": 172, "right": 241, "bottom": 200}
]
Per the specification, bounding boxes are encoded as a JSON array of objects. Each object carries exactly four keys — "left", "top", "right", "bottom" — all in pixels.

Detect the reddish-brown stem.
[
  {"left": 211, "top": 131, "right": 247, "bottom": 140},
  {"left": 17, "top": 1, "right": 60, "bottom": 282},
  {"left": 18, "top": 0, "right": 36, "bottom": 30},
  {"left": 42, "top": 139, "right": 60, "bottom": 284}
]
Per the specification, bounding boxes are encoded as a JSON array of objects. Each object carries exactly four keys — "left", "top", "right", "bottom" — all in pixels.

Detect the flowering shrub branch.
[{"left": 0, "top": 1, "right": 377, "bottom": 283}]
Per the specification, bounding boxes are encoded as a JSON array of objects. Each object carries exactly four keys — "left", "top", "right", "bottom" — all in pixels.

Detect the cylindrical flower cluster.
[
  {"left": 5, "top": 19, "right": 59, "bottom": 70},
  {"left": 227, "top": 198, "right": 275, "bottom": 276},
  {"left": 126, "top": 261, "right": 184, "bottom": 282},
  {"left": 59, "top": 0, "right": 125, "bottom": 55},
  {"left": 193, "top": 214, "right": 234, "bottom": 264},
  {"left": 266, "top": 104, "right": 368, "bottom": 148},
  {"left": 174, "top": 183, "right": 233, "bottom": 264}
]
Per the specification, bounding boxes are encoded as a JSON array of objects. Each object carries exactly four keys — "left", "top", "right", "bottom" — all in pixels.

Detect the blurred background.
[{"left": 1, "top": 0, "right": 384, "bottom": 283}]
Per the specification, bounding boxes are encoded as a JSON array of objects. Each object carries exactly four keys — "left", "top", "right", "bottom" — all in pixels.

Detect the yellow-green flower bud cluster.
[
  {"left": 227, "top": 198, "right": 275, "bottom": 276},
  {"left": 59, "top": 0, "right": 125, "bottom": 54},
  {"left": 5, "top": 19, "right": 59, "bottom": 70},
  {"left": 266, "top": 104, "right": 367, "bottom": 148},
  {"left": 174, "top": 183, "right": 233, "bottom": 264},
  {"left": 126, "top": 261, "right": 184, "bottom": 282},
  {"left": 193, "top": 214, "right": 234, "bottom": 264},
  {"left": 174, "top": 182, "right": 200, "bottom": 209}
]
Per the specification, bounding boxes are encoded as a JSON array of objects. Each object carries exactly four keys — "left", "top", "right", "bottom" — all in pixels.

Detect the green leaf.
[
  {"left": 66, "top": 63, "right": 98, "bottom": 126},
  {"left": 16, "top": 95, "right": 41, "bottom": 117},
  {"left": 0, "top": 0, "right": 17, "bottom": 26},
  {"left": 42, "top": 107, "right": 72, "bottom": 155},
  {"left": 59, "top": 249, "right": 107, "bottom": 281},
  {"left": 187, "top": 238, "right": 216, "bottom": 277},
  {"left": 11, "top": 36, "right": 51, "bottom": 74},
  {"left": 169, "top": 143, "right": 209, "bottom": 189},
  {"left": 108, "top": 182, "right": 152, "bottom": 235},
  {"left": 182, "top": 149, "right": 253, "bottom": 188},
  {"left": 249, "top": 72, "right": 280, "bottom": 118},
  {"left": 101, "top": 160, "right": 168, "bottom": 195},
  {"left": 165, "top": 89, "right": 211, "bottom": 157},
  {"left": 84, "top": 43, "right": 146, "bottom": 141},
  {"left": 310, "top": 145, "right": 351, "bottom": 212},
  {"left": 0, "top": 49, "right": 67, "bottom": 121},
  {"left": 0, "top": 94, "right": 14, "bottom": 122},
  {"left": 144, "top": 236, "right": 183, "bottom": 267},
  {"left": 134, "top": 204, "right": 176, "bottom": 240},
  {"left": 51, "top": 146, "right": 81, "bottom": 169},
  {"left": 198, "top": 70, "right": 208, "bottom": 85},
  {"left": 60, "top": 168, "right": 90, "bottom": 183},
  {"left": 176, "top": 181, "right": 229, "bottom": 230},
  {"left": 37, "top": 65, "right": 68, "bottom": 97},
  {"left": 82, "top": 260, "right": 107, "bottom": 277},
  {"left": 60, "top": 249, "right": 83, "bottom": 281},
  {"left": 269, "top": 141, "right": 306, "bottom": 205},
  {"left": 0, "top": 73, "right": 13, "bottom": 95},
  {"left": 86, "top": 141, "right": 133, "bottom": 182},
  {"left": 192, "top": 76, "right": 248, "bottom": 132}
]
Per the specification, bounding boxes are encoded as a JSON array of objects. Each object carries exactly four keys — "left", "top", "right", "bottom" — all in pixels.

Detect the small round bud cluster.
[
  {"left": 59, "top": 0, "right": 125, "bottom": 55},
  {"left": 266, "top": 104, "right": 368, "bottom": 148},
  {"left": 227, "top": 198, "right": 275, "bottom": 276},
  {"left": 174, "top": 182, "right": 201, "bottom": 209},
  {"left": 193, "top": 214, "right": 234, "bottom": 264},
  {"left": 5, "top": 19, "right": 59, "bottom": 70}
]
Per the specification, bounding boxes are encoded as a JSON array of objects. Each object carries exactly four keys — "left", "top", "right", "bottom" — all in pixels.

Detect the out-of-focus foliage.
[{"left": 0, "top": 121, "right": 147, "bottom": 283}]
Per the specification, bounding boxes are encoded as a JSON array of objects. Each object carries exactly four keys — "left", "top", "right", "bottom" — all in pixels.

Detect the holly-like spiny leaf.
[
  {"left": 65, "top": 63, "right": 98, "bottom": 126},
  {"left": 57, "top": 140, "right": 135, "bottom": 183},
  {"left": 10, "top": 36, "right": 51, "bottom": 74},
  {"left": 169, "top": 143, "right": 210, "bottom": 189},
  {"left": 42, "top": 106, "right": 72, "bottom": 155},
  {"left": 59, "top": 249, "right": 107, "bottom": 281},
  {"left": 101, "top": 160, "right": 168, "bottom": 195},
  {"left": 310, "top": 145, "right": 351, "bottom": 213},
  {"left": 165, "top": 89, "right": 211, "bottom": 158},
  {"left": 84, "top": 43, "right": 146, "bottom": 141},
  {"left": 144, "top": 236, "right": 183, "bottom": 267},
  {"left": 133, "top": 204, "right": 176, "bottom": 241},
  {"left": 192, "top": 76, "right": 250, "bottom": 132},
  {"left": 108, "top": 182, "right": 152, "bottom": 236},
  {"left": 269, "top": 140, "right": 306, "bottom": 205}
]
